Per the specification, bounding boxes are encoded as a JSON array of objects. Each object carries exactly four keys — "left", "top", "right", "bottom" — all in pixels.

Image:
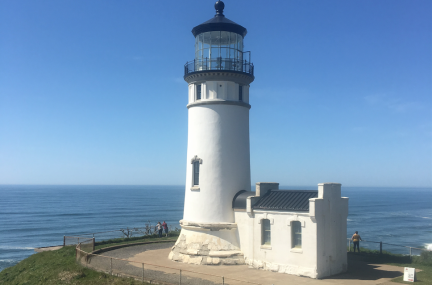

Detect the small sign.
[{"left": 403, "top": 267, "right": 416, "bottom": 282}]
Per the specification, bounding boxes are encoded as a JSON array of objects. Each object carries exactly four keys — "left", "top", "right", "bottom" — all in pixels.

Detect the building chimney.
[{"left": 255, "top": 182, "right": 279, "bottom": 197}]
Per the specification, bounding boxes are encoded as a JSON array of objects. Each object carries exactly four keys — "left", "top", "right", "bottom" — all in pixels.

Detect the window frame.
[
  {"left": 239, "top": 85, "right": 243, "bottom": 101},
  {"left": 196, "top": 84, "right": 202, "bottom": 100},
  {"left": 193, "top": 161, "right": 200, "bottom": 186},
  {"left": 190, "top": 155, "right": 203, "bottom": 190},
  {"left": 261, "top": 219, "right": 271, "bottom": 246},
  {"left": 291, "top": 221, "right": 302, "bottom": 249}
]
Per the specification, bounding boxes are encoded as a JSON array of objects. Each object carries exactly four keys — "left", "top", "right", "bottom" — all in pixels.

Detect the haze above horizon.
[{"left": 1, "top": 0, "right": 431, "bottom": 187}]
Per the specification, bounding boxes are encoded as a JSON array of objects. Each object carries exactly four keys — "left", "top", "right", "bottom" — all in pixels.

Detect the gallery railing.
[{"left": 184, "top": 58, "right": 254, "bottom": 76}]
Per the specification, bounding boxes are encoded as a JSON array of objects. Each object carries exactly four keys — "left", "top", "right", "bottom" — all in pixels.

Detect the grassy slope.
[{"left": 0, "top": 235, "right": 178, "bottom": 285}]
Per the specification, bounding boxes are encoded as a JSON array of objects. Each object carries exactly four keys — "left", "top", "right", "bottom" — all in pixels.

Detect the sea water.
[{"left": 0, "top": 185, "right": 431, "bottom": 272}]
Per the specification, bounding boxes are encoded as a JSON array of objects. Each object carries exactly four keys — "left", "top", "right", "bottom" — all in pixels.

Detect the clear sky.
[{"left": 1, "top": 0, "right": 431, "bottom": 187}]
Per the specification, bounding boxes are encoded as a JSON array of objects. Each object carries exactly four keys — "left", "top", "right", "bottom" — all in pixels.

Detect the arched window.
[
  {"left": 291, "top": 221, "right": 302, "bottom": 248},
  {"left": 261, "top": 219, "right": 271, "bottom": 245}
]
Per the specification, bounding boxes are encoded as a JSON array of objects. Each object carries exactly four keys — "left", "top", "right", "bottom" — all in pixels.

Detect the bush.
[{"left": 413, "top": 250, "right": 432, "bottom": 266}]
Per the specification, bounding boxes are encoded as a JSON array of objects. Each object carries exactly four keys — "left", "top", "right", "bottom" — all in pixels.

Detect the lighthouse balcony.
[{"left": 184, "top": 57, "right": 254, "bottom": 77}]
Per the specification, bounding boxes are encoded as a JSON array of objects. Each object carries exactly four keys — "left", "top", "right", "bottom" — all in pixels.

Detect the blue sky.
[{"left": 1, "top": 0, "right": 431, "bottom": 187}]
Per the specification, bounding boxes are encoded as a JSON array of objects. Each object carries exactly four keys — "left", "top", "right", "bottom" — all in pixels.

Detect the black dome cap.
[{"left": 191, "top": 1, "right": 247, "bottom": 38}]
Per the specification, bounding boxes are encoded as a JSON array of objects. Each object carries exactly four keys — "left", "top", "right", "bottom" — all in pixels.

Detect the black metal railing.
[
  {"left": 184, "top": 57, "right": 254, "bottom": 76},
  {"left": 346, "top": 238, "right": 432, "bottom": 256}
]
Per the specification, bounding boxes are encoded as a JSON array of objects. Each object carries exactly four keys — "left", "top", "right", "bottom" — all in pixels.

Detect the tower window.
[
  {"left": 190, "top": 155, "right": 202, "bottom": 189},
  {"left": 292, "top": 221, "right": 302, "bottom": 248},
  {"left": 261, "top": 219, "right": 271, "bottom": 245},
  {"left": 196, "top": 84, "right": 202, "bottom": 100},
  {"left": 193, "top": 161, "right": 200, "bottom": 186},
  {"left": 239, "top": 85, "right": 243, "bottom": 101}
]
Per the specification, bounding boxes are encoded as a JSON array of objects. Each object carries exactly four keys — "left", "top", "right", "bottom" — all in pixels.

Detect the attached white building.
[
  {"left": 169, "top": 1, "right": 349, "bottom": 279},
  {"left": 234, "top": 182, "right": 349, "bottom": 278}
]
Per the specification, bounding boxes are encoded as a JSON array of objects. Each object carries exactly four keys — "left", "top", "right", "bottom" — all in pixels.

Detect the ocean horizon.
[{"left": 1, "top": 185, "right": 431, "bottom": 272}]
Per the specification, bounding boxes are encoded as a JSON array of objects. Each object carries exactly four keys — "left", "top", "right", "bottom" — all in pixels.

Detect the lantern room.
[{"left": 184, "top": 1, "right": 254, "bottom": 76}]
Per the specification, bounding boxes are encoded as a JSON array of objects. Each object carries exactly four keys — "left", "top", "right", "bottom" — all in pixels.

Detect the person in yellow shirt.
[{"left": 351, "top": 231, "right": 362, "bottom": 253}]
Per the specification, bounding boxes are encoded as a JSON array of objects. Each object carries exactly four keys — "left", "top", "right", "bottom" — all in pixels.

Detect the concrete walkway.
[{"left": 97, "top": 241, "right": 410, "bottom": 285}]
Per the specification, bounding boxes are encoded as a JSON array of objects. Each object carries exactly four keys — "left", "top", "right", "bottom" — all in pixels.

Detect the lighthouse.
[
  {"left": 169, "top": 1, "right": 254, "bottom": 265},
  {"left": 169, "top": 2, "right": 349, "bottom": 276}
]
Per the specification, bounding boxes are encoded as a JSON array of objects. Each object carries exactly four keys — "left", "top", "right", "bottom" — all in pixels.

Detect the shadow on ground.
[{"left": 326, "top": 252, "right": 403, "bottom": 281}]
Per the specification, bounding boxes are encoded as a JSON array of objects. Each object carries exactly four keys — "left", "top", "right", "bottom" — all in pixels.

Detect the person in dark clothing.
[{"left": 162, "top": 221, "right": 168, "bottom": 237}]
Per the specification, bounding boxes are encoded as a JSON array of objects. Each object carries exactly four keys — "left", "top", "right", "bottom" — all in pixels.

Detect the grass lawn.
[{"left": 0, "top": 234, "right": 178, "bottom": 285}]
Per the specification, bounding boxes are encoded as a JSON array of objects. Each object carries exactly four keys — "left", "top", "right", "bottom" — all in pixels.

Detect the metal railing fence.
[
  {"left": 346, "top": 238, "right": 431, "bottom": 257},
  {"left": 64, "top": 224, "right": 181, "bottom": 245},
  {"left": 76, "top": 242, "right": 263, "bottom": 285},
  {"left": 184, "top": 58, "right": 254, "bottom": 76},
  {"left": 64, "top": 236, "right": 94, "bottom": 252}
]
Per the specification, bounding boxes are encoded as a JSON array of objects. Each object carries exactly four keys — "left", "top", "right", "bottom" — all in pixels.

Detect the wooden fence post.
[
  {"left": 110, "top": 258, "right": 113, "bottom": 275},
  {"left": 92, "top": 237, "right": 95, "bottom": 251},
  {"left": 63, "top": 235, "right": 66, "bottom": 247}
]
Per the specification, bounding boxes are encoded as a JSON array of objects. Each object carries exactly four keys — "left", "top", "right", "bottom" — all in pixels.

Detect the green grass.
[
  {"left": 0, "top": 233, "right": 179, "bottom": 285},
  {"left": 348, "top": 246, "right": 432, "bottom": 284},
  {"left": 0, "top": 246, "right": 150, "bottom": 285}
]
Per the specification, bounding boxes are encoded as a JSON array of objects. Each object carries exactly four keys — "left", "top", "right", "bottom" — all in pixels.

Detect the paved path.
[{"left": 94, "top": 242, "right": 409, "bottom": 285}]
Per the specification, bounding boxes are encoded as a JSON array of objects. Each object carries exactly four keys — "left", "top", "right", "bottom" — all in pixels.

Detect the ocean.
[{"left": 0, "top": 185, "right": 431, "bottom": 272}]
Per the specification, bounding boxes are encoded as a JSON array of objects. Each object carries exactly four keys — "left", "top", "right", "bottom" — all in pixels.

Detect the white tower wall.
[{"left": 184, "top": 102, "right": 250, "bottom": 223}]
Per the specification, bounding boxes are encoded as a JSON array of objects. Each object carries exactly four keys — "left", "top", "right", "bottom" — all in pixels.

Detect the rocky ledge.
[{"left": 168, "top": 233, "right": 245, "bottom": 266}]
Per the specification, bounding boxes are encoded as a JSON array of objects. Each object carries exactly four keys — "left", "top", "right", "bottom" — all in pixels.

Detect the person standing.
[
  {"left": 162, "top": 221, "right": 168, "bottom": 237},
  {"left": 156, "top": 222, "right": 162, "bottom": 238},
  {"left": 351, "top": 231, "right": 362, "bottom": 253}
]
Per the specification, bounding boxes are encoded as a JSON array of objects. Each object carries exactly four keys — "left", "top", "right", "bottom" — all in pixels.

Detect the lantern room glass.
[{"left": 195, "top": 31, "right": 244, "bottom": 71}]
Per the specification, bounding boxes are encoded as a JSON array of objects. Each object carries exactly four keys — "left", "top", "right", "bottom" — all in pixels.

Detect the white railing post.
[
  {"left": 142, "top": 263, "right": 144, "bottom": 283},
  {"left": 110, "top": 258, "right": 113, "bottom": 275}
]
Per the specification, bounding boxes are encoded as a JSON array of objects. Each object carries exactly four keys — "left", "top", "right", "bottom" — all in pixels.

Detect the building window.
[
  {"left": 190, "top": 155, "right": 202, "bottom": 188},
  {"left": 292, "top": 221, "right": 302, "bottom": 248},
  {"left": 193, "top": 161, "right": 200, "bottom": 186},
  {"left": 261, "top": 219, "right": 271, "bottom": 245},
  {"left": 196, "top": 84, "right": 202, "bottom": 100},
  {"left": 239, "top": 85, "right": 243, "bottom": 101}
]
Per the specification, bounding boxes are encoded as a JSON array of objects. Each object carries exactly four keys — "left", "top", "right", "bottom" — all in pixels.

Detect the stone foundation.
[{"left": 168, "top": 222, "right": 245, "bottom": 266}]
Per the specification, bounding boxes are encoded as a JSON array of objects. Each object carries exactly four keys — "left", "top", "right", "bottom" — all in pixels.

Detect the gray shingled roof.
[{"left": 253, "top": 190, "right": 318, "bottom": 211}]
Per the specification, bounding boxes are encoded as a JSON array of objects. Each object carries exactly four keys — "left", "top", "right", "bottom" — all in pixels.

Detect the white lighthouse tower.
[{"left": 169, "top": 1, "right": 254, "bottom": 265}]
